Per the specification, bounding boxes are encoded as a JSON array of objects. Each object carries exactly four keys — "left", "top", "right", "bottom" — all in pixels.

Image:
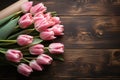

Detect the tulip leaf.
[
  {"left": 0, "top": 14, "right": 15, "bottom": 26},
  {"left": 18, "top": 38, "right": 43, "bottom": 50},
  {"left": 31, "top": 38, "right": 43, "bottom": 45},
  {"left": 0, "top": 17, "right": 20, "bottom": 40},
  {"left": 0, "top": 11, "right": 22, "bottom": 26},
  {"left": 7, "top": 29, "right": 34, "bottom": 40},
  {"left": 52, "top": 54, "right": 64, "bottom": 62},
  {"left": 53, "top": 56, "right": 64, "bottom": 61}
]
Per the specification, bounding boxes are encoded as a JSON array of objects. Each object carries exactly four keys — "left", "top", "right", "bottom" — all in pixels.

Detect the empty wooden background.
[{"left": 0, "top": 0, "right": 120, "bottom": 80}]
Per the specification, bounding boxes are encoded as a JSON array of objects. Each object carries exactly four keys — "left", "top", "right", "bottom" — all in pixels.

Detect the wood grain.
[
  {"left": 0, "top": 49, "right": 120, "bottom": 80},
  {"left": 59, "top": 16, "right": 120, "bottom": 49},
  {"left": 0, "top": 0, "right": 120, "bottom": 80},
  {"left": 40, "top": 0, "right": 120, "bottom": 16}
]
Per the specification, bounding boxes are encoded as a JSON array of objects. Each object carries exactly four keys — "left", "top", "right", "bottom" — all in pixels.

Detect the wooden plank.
[
  {"left": 0, "top": 49, "right": 120, "bottom": 79},
  {"left": 45, "top": 49, "right": 120, "bottom": 78},
  {"left": 0, "top": 0, "right": 120, "bottom": 80},
  {"left": 1, "top": 0, "right": 120, "bottom": 16},
  {"left": 36, "top": 0, "right": 120, "bottom": 16},
  {"left": 55, "top": 16, "right": 120, "bottom": 49},
  {"left": 52, "top": 49, "right": 120, "bottom": 77}
]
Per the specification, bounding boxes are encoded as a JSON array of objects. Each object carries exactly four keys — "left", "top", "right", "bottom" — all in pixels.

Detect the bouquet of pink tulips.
[{"left": 0, "top": 1, "right": 64, "bottom": 77}]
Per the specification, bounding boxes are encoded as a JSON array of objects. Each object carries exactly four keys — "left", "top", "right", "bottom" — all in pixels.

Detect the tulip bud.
[
  {"left": 33, "top": 12, "right": 44, "bottom": 22},
  {"left": 19, "top": 13, "right": 33, "bottom": 29},
  {"left": 40, "top": 30, "right": 56, "bottom": 40},
  {"left": 51, "top": 17, "right": 61, "bottom": 24},
  {"left": 17, "top": 63, "right": 33, "bottom": 77},
  {"left": 21, "top": 1, "right": 33, "bottom": 13},
  {"left": 5, "top": 49, "right": 23, "bottom": 62},
  {"left": 36, "top": 54, "right": 53, "bottom": 65},
  {"left": 17, "top": 34, "right": 33, "bottom": 46},
  {"left": 44, "top": 12, "right": 55, "bottom": 26},
  {"left": 49, "top": 24, "right": 64, "bottom": 35},
  {"left": 29, "top": 60, "right": 43, "bottom": 71},
  {"left": 34, "top": 18, "right": 53, "bottom": 32},
  {"left": 48, "top": 43, "right": 64, "bottom": 54},
  {"left": 30, "top": 3, "right": 47, "bottom": 15},
  {"left": 29, "top": 44, "right": 44, "bottom": 55},
  {"left": 44, "top": 12, "right": 52, "bottom": 20}
]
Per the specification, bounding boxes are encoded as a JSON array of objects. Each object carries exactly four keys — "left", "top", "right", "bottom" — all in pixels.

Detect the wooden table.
[{"left": 0, "top": 0, "right": 120, "bottom": 80}]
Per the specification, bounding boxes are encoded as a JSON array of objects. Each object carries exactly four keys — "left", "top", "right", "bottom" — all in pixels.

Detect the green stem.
[
  {"left": 15, "top": 25, "right": 19, "bottom": 29},
  {"left": 0, "top": 40, "right": 16, "bottom": 43},
  {"left": 11, "top": 11, "right": 22, "bottom": 19},
  {"left": 44, "top": 47, "right": 49, "bottom": 49},
  {"left": 44, "top": 47, "right": 49, "bottom": 53},
  {"left": 15, "top": 11, "right": 22, "bottom": 15},
  {"left": 0, "top": 49, "right": 6, "bottom": 54},
  {"left": 22, "top": 58, "right": 30, "bottom": 63},
  {"left": 34, "top": 36, "right": 40, "bottom": 38}
]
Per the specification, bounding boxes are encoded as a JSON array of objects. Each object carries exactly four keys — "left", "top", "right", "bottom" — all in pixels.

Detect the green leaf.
[
  {"left": 0, "top": 17, "right": 20, "bottom": 40},
  {"left": 31, "top": 38, "right": 43, "bottom": 45},
  {"left": 0, "top": 11, "right": 22, "bottom": 26},
  {"left": 7, "top": 29, "right": 34, "bottom": 40},
  {"left": 18, "top": 38, "right": 43, "bottom": 50},
  {"left": 52, "top": 54, "right": 64, "bottom": 62},
  {"left": 54, "top": 57, "right": 64, "bottom": 61},
  {"left": 0, "top": 14, "right": 15, "bottom": 26}
]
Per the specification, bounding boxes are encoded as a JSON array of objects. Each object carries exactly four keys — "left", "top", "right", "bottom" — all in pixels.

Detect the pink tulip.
[
  {"left": 44, "top": 12, "right": 55, "bottom": 25},
  {"left": 17, "top": 63, "right": 33, "bottom": 77},
  {"left": 17, "top": 34, "right": 33, "bottom": 46},
  {"left": 33, "top": 12, "right": 44, "bottom": 22},
  {"left": 44, "top": 12, "right": 52, "bottom": 20},
  {"left": 51, "top": 17, "right": 61, "bottom": 24},
  {"left": 48, "top": 43, "right": 64, "bottom": 54},
  {"left": 34, "top": 12, "right": 56, "bottom": 32},
  {"left": 30, "top": 3, "right": 47, "bottom": 15},
  {"left": 49, "top": 24, "right": 64, "bottom": 35},
  {"left": 21, "top": 1, "right": 33, "bottom": 13},
  {"left": 36, "top": 54, "right": 53, "bottom": 65},
  {"left": 29, "top": 44, "right": 44, "bottom": 55},
  {"left": 40, "top": 30, "right": 56, "bottom": 40},
  {"left": 48, "top": 19, "right": 55, "bottom": 27},
  {"left": 5, "top": 49, "right": 23, "bottom": 62},
  {"left": 29, "top": 60, "right": 43, "bottom": 71},
  {"left": 34, "top": 18, "right": 53, "bottom": 32},
  {"left": 19, "top": 13, "right": 33, "bottom": 29}
]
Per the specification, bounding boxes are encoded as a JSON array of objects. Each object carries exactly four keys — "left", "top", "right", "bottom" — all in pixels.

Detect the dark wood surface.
[{"left": 0, "top": 0, "right": 120, "bottom": 80}]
